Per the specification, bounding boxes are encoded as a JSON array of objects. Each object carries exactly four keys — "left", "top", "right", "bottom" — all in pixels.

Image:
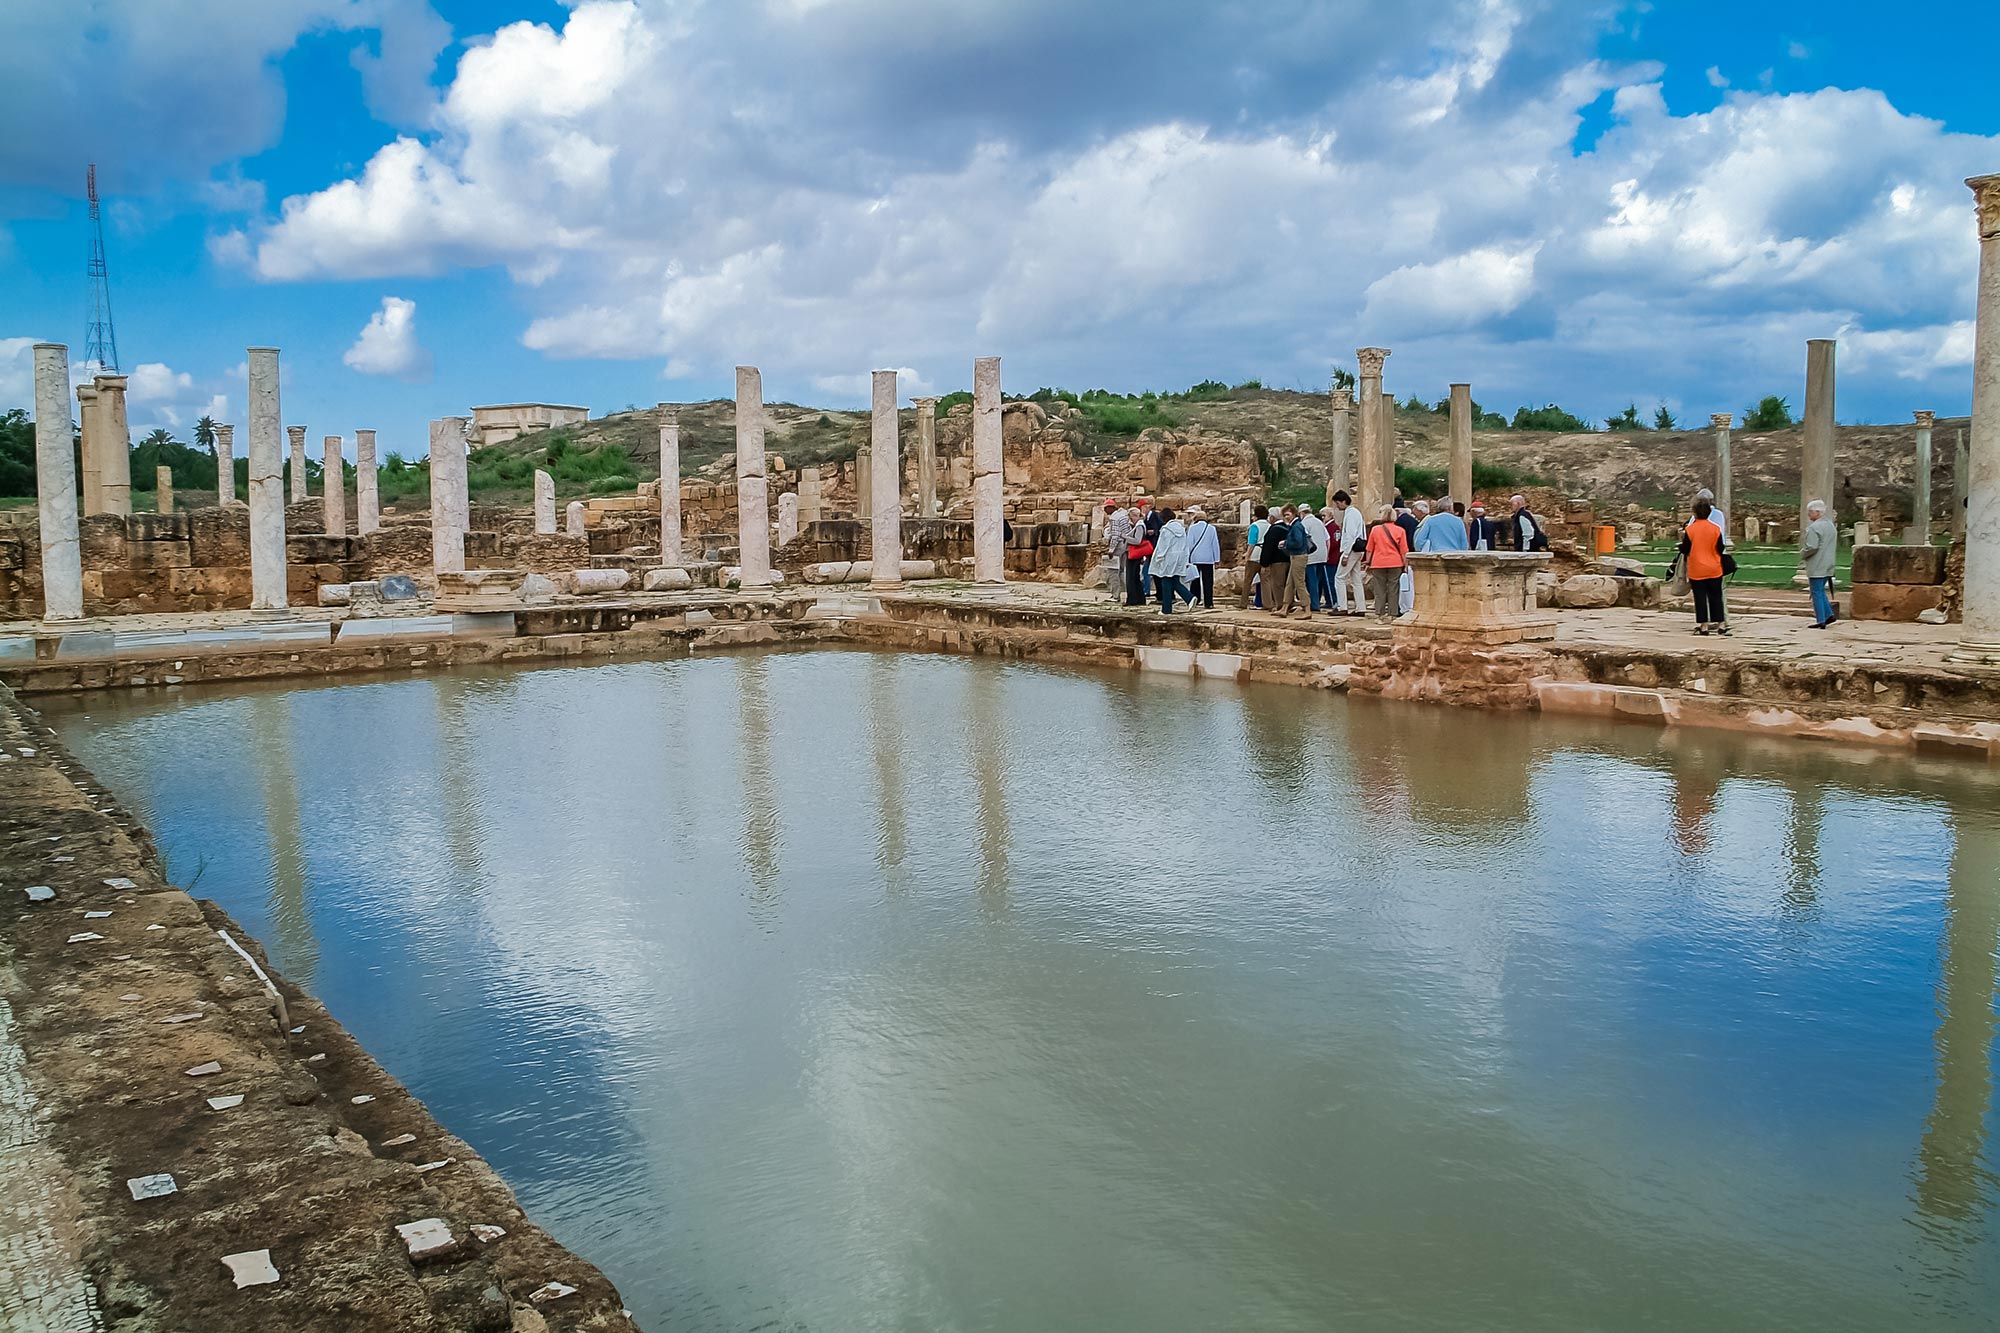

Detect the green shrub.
[
  {"left": 1232, "top": 378, "right": 1263, "bottom": 391},
  {"left": 1653, "top": 405, "right": 1678, "bottom": 430},
  {"left": 1511, "top": 403, "right": 1593, "bottom": 432},
  {"left": 1605, "top": 403, "right": 1647, "bottom": 432},
  {"left": 1183, "top": 379, "right": 1231, "bottom": 401},
  {"left": 1741, "top": 395, "right": 1794, "bottom": 430}
]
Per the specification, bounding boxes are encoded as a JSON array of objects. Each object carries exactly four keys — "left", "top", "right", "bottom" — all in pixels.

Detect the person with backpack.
[
  {"left": 1365, "top": 504, "right": 1410, "bottom": 619},
  {"left": 1274, "top": 503, "right": 1313, "bottom": 618},
  {"left": 1259, "top": 505, "right": 1295, "bottom": 616},
  {"left": 1124, "top": 508, "right": 1153, "bottom": 607}
]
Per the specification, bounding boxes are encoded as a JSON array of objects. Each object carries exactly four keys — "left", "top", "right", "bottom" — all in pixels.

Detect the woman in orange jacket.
[
  {"left": 1364, "top": 505, "right": 1410, "bottom": 620},
  {"left": 1678, "top": 498, "right": 1729, "bottom": 636}
]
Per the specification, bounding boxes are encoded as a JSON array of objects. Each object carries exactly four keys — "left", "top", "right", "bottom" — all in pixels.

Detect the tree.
[
  {"left": 195, "top": 415, "right": 216, "bottom": 451},
  {"left": 1605, "top": 403, "right": 1647, "bottom": 432},
  {"left": 0, "top": 407, "right": 35, "bottom": 496},
  {"left": 1741, "top": 395, "right": 1794, "bottom": 430},
  {"left": 1511, "top": 403, "right": 1593, "bottom": 432},
  {"left": 1330, "top": 366, "right": 1355, "bottom": 392},
  {"left": 1653, "top": 405, "right": 1678, "bottom": 430}
]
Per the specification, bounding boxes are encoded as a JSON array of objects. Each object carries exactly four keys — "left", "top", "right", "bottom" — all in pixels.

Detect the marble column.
[
  {"left": 429, "top": 417, "right": 468, "bottom": 574},
  {"left": 1913, "top": 411, "right": 1936, "bottom": 545},
  {"left": 566, "top": 500, "right": 586, "bottom": 537},
  {"left": 1802, "top": 338, "right": 1836, "bottom": 530},
  {"left": 855, "top": 445, "right": 873, "bottom": 520},
  {"left": 246, "top": 348, "right": 288, "bottom": 611},
  {"left": 913, "top": 396, "right": 939, "bottom": 517},
  {"left": 1355, "top": 347, "right": 1389, "bottom": 516},
  {"left": 657, "top": 404, "right": 682, "bottom": 566},
  {"left": 971, "top": 355, "right": 1005, "bottom": 585},
  {"left": 1327, "top": 387, "right": 1354, "bottom": 505},
  {"left": 1379, "top": 382, "right": 1396, "bottom": 501},
  {"left": 287, "top": 424, "right": 309, "bottom": 502},
  {"left": 215, "top": 423, "right": 236, "bottom": 506},
  {"left": 1448, "top": 382, "right": 1473, "bottom": 504},
  {"left": 75, "top": 384, "right": 101, "bottom": 514},
  {"left": 95, "top": 374, "right": 131, "bottom": 517},
  {"left": 777, "top": 491, "right": 799, "bottom": 546},
  {"left": 1711, "top": 413, "right": 1734, "bottom": 522},
  {"left": 322, "top": 436, "right": 346, "bottom": 536},
  {"left": 735, "top": 367, "right": 773, "bottom": 587},
  {"left": 1239, "top": 498, "right": 1253, "bottom": 526},
  {"left": 1955, "top": 174, "right": 2000, "bottom": 661},
  {"left": 355, "top": 429, "right": 379, "bottom": 534},
  {"left": 870, "top": 369, "right": 903, "bottom": 588},
  {"left": 799, "top": 466, "right": 823, "bottom": 526},
  {"left": 33, "top": 344, "right": 82, "bottom": 620},
  {"left": 155, "top": 466, "right": 174, "bottom": 515},
  {"left": 1956, "top": 427, "right": 1969, "bottom": 541},
  {"left": 533, "top": 469, "right": 556, "bottom": 534}
]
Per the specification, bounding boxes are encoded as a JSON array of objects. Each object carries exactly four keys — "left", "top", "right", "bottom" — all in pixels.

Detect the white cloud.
[
  {"left": 1706, "top": 65, "right": 1729, "bottom": 89},
  {"left": 0, "top": 337, "right": 41, "bottom": 409},
  {"left": 343, "top": 296, "right": 434, "bottom": 381},
  {"left": 1787, "top": 40, "right": 1810, "bottom": 60}
]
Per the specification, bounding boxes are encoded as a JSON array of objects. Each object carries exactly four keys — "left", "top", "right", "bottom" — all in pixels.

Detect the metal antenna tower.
[{"left": 85, "top": 163, "right": 120, "bottom": 373}]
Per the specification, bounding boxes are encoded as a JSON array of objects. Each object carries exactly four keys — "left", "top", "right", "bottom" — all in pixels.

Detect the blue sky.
[{"left": 3, "top": 0, "right": 1996, "bottom": 457}]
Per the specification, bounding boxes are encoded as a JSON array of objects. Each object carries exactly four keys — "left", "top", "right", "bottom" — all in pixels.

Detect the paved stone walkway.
[{"left": 0, "top": 980, "right": 103, "bottom": 1333}]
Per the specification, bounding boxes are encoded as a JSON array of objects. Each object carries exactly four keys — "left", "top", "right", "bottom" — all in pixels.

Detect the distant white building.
[{"left": 469, "top": 402, "right": 590, "bottom": 447}]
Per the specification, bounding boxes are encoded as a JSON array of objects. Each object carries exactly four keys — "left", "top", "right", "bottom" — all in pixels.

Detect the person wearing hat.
[
  {"left": 1102, "top": 499, "right": 1134, "bottom": 605},
  {"left": 1124, "top": 505, "right": 1153, "bottom": 606},
  {"left": 1184, "top": 505, "right": 1220, "bottom": 608}
]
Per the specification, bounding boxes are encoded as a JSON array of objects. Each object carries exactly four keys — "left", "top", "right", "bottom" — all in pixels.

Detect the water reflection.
[
  {"left": 966, "top": 664, "right": 1010, "bottom": 914},
  {"left": 737, "top": 655, "right": 781, "bottom": 910},
  {"left": 248, "top": 693, "right": 317, "bottom": 984},
  {"left": 867, "top": 653, "right": 908, "bottom": 889}
]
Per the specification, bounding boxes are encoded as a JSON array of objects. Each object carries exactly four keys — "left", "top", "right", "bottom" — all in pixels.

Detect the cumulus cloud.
[
  {"left": 220, "top": 0, "right": 1998, "bottom": 416},
  {"left": 343, "top": 296, "right": 434, "bottom": 381}
]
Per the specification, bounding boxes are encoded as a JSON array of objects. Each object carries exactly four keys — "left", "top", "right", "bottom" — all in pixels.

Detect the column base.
[
  {"left": 867, "top": 578, "right": 905, "bottom": 592},
  {"left": 966, "top": 580, "right": 1007, "bottom": 595},
  {"left": 1945, "top": 637, "right": 2000, "bottom": 667},
  {"left": 249, "top": 606, "right": 295, "bottom": 621}
]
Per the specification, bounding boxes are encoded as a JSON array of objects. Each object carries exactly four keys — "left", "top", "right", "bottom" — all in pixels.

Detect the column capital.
[
  {"left": 93, "top": 373, "right": 128, "bottom": 392},
  {"left": 912, "top": 396, "right": 939, "bottom": 410},
  {"left": 286, "top": 424, "right": 306, "bottom": 443},
  {"left": 658, "top": 402, "right": 679, "bottom": 426},
  {"left": 215, "top": 423, "right": 233, "bottom": 441},
  {"left": 76, "top": 384, "right": 98, "bottom": 403},
  {"left": 1914, "top": 409, "right": 1937, "bottom": 428},
  {"left": 1330, "top": 389, "right": 1354, "bottom": 410},
  {"left": 1710, "top": 413, "right": 1732, "bottom": 429},
  {"left": 1355, "top": 347, "right": 1390, "bottom": 378},
  {"left": 1969, "top": 174, "right": 2000, "bottom": 239}
]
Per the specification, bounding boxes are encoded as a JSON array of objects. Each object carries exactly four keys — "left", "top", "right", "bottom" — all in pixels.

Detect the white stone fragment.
[
  {"left": 119, "top": 993, "right": 140, "bottom": 1001},
  {"left": 83, "top": 910, "right": 111, "bottom": 919},
  {"left": 306, "top": 1053, "right": 327, "bottom": 1064},
  {"left": 395, "top": 1217, "right": 456, "bottom": 1260},
  {"left": 185, "top": 1061, "right": 222, "bottom": 1077},
  {"left": 146, "top": 924, "right": 165, "bottom": 931},
  {"left": 53, "top": 854, "right": 74, "bottom": 862},
  {"left": 470, "top": 1224, "right": 507, "bottom": 1243},
  {"left": 289, "top": 1025, "right": 305, "bottom": 1034},
  {"left": 25, "top": 886, "right": 54, "bottom": 902},
  {"left": 414, "top": 1158, "right": 454, "bottom": 1173},
  {"left": 159, "top": 1013, "right": 205, "bottom": 1025},
  {"left": 221, "top": 1249, "right": 280, "bottom": 1288},
  {"left": 351, "top": 1094, "right": 375, "bottom": 1104},
  {"left": 68, "top": 932, "right": 104, "bottom": 943},
  {"left": 380, "top": 1133, "right": 416, "bottom": 1147},
  {"left": 207, "top": 1094, "right": 246, "bottom": 1111},
  {"left": 529, "top": 1282, "right": 578, "bottom": 1304},
  {"left": 103, "top": 877, "right": 136, "bottom": 889},
  {"left": 127, "top": 1173, "right": 178, "bottom": 1201}
]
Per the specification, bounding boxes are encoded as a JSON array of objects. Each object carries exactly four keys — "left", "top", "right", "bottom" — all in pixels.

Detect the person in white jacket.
[
  {"left": 1330, "top": 490, "right": 1368, "bottom": 614},
  {"left": 1183, "top": 505, "right": 1221, "bottom": 608},
  {"left": 1298, "top": 505, "right": 1331, "bottom": 613},
  {"left": 1147, "top": 509, "right": 1196, "bottom": 614}
]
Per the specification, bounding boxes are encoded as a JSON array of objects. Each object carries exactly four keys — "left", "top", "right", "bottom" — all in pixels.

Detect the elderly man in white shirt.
[
  {"left": 1298, "top": 504, "right": 1331, "bottom": 613},
  {"left": 1330, "top": 489, "right": 1368, "bottom": 615}
]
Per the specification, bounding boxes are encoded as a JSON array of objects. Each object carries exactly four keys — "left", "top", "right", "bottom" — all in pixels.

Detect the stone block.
[
  {"left": 561, "top": 568, "right": 633, "bottom": 595},
  {"left": 643, "top": 567, "right": 694, "bottom": 592},
  {"left": 1850, "top": 582, "right": 1948, "bottom": 622},
  {"left": 1556, "top": 574, "right": 1620, "bottom": 608},
  {"left": 1850, "top": 543, "right": 1946, "bottom": 586},
  {"left": 318, "top": 583, "right": 352, "bottom": 606}
]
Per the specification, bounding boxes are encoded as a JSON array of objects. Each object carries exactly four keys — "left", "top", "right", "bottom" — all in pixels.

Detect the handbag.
[
  {"left": 1665, "top": 552, "right": 1689, "bottom": 597},
  {"left": 1720, "top": 550, "right": 1738, "bottom": 577}
]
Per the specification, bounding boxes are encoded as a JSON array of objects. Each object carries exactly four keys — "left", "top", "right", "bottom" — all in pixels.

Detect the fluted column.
[
  {"left": 1327, "top": 386, "right": 1353, "bottom": 505},
  {"left": 658, "top": 404, "right": 682, "bottom": 566},
  {"left": 322, "top": 436, "right": 346, "bottom": 536},
  {"left": 75, "top": 384, "right": 101, "bottom": 514},
  {"left": 429, "top": 417, "right": 468, "bottom": 574},
  {"left": 246, "top": 349, "right": 288, "bottom": 611},
  {"left": 1356, "top": 348, "right": 1389, "bottom": 516},
  {"left": 971, "top": 356, "right": 1004, "bottom": 585},
  {"left": 355, "top": 429, "right": 379, "bottom": 534},
  {"left": 1448, "top": 382, "right": 1472, "bottom": 503},
  {"left": 870, "top": 369, "right": 904, "bottom": 588},
  {"left": 34, "top": 344, "right": 82, "bottom": 620},
  {"left": 287, "top": 424, "right": 309, "bottom": 502},
  {"left": 734, "top": 367, "right": 772, "bottom": 586},
  {"left": 1914, "top": 411, "right": 1936, "bottom": 545},
  {"left": 215, "top": 423, "right": 236, "bottom": 506},
  {"left": 1954, "top": 174, "right": 2000, "bottom": 662},
  {"left": 1711, "top": 413, "right": 1734, "bottom": 521},
  {"left": 95, "top": 374, "right": 131, "bottom": 517},
  {"left": 1802, "top": 338, "right": 1836, "bottom": 530},
  {"left": 913, "top": 396, "right": 939, "bottom": 517}
]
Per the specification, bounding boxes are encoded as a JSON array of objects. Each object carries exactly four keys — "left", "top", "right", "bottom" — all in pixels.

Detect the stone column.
[
  {"left": 870, "top": 369, "right": 904, "bottom": 588},
  {"left": 1955, "top": 174, "right": 2000, "bottom": 662},
  {"left": 657, "top": 404, "right": 682, "bottom": 566},
  {"left": 913, "top": 396, "right": 939, "bottom": 517},
  {"left": 566, "top": 500, "right": 586, "bottom": 537},
  {"left": 1448, "top": 383, "right": 1473, "bottom": 504},
  {"left": 1802, "top": 338, "right": 1836, "bottom": 530},
  {"left": 287, "top": 424, "right": 309, "bottom": 502},
  {"left": 1711, "top": 413, "right": 1734, "bottom": 522},
  {"left": 799, "top": 466, "right": 823, "bottom": 526},
  {"left": 1355, "top": 348, "right": 1389, "bottom": 516},
  {"left": 534, "top": 470, "right": 556, "bottom": 534},
  {"left": 1955, "top": 427, "right": 1968, "bottom": 541},
  {"left": 75, "top": 384, "right": 101, "bottom": 514},
  {"left": 734, "top": 366, "right": 773, "bottom": 587},
  {"left": 855, "top": 445, "right": 873, "bottom": 520},
  {"left": 322, "top": 436, "right": 346, "bottom": 536},
  {"left": 1327, "top": 387, "right": 1354, "bottom": 504},
  {"left": 155, "top": 466, "right": 174, "bottom": 514},
  {"left": 971, "top": 355, "right": 1005, "bottom": 586},
  {"left": 33, "top": 344, "right": 82, "bottom": 620},
  {"left": 429, "top": 417, "right": 468, "bottom": 574},
  {"left": 1913, "top": 411, "right": 1936, "bottom": 545},
  {"left": 1379, "top": 383, "right": 1396, "bottom": 501},
  {"left": 95, "top": 374, "right": 131, "bottom": 517},
  {"left": 355, "top": 429, "right": 379, "bottom": 534},
  {"left": 246, "top": 348, "right": 288, "bottom": 611},
  {"left": 215, "top": 423, "right": 236, "bottom": 506},
  {"left": 777, "top": 491, "right": 799, "bottom": 546},
  {"left": 1239, "top": 498, "right": 1253, "bottom": 526}
]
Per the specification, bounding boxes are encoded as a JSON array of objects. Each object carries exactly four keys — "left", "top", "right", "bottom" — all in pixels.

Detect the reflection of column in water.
[
  {"left": 432, "top": 675, "right": 490, "bottom": 889},
  {"left": 867, "top": 654, "right": 908, "bottom": 887},
  {"left": 1913, "top": 812, "right": 2000, "bottom": 1231},
  {"left": 248, "top": 693, "right": 318, "bottom": 985},
  {"left": 737, "top": 656, "right": 781, "bottom": 906},
  {"left": 966, "top": 666, "right": 1010, "bottom": 912},
  {"left": 1663, "top": 738, "right": 1726, "bottom": 863},
  {"left": 1779, "top": 785, "right": 1823, "bottom": 918}
]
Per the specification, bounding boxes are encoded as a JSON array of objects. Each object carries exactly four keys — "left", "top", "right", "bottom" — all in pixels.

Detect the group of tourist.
[
  {"left": 1670, "top": 487, "right": 1841, "bottom": 636},
  {"left": 1101, "top": 492, "right": 1550, "bottom": 618}
]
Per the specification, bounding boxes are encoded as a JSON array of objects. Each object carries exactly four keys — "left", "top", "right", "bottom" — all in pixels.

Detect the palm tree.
[
  {"left": 195, "top": 415, "right": 216, "bottom": 451},
  {"left": 141, "top": 427, "right": 174, "bottom": 449}
]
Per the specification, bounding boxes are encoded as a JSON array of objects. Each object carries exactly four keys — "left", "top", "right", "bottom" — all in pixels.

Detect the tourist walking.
[
  {"left": 1679, "top": 498, "right": 1730, "bottom": 636},
  {"left": 1800, "top": 498, "right": 1839, "bottom": 628},
  {"left": 1185, "top": 505, "right": 1220, "bottom": 608},
  {"left": 1247, "top": 504, "right": 1269, "bottom": 607},
  {"left": 1415, "top": 496, "right": 1470, "bottom": 552},
  {"left": 1331, "top": 490, "right": 1367, "bottom": 614},
  {"left": 1102, "top": 500, "right": 1133, "bottom": 604},
  {"left": 1365, "top": 505, "right": 1410, "bottom": 620},
  {"left": 1124, "top": 507, "right": 1152, "bottom": 607},
  {"left": 1466, "top": 502, "right": 1496, "bottom": 551},
  {"left": 1299, "top": 504, "right": 1331, "bottom": 611},
  {"left": 1259, "top": 506, "right": 1293, "bottom": 617},
  {"left": 1275, "top": 504, "right": 1312, "bottom": 617},
  {"left": 1149, "top": 508, "right": 1197, "bottom": 614},
  {"left": 1505, "top": 494, "right": 1549, "bottom": 551}
]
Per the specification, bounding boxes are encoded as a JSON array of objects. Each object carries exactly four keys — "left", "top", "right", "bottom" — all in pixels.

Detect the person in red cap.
[{"left": 1101, "top": 499, "right": 1134, "bottom": 604}]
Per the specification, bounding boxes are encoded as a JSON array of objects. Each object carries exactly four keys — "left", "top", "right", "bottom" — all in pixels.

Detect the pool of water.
[{"left": 39, "top": 650, "right": 2000, "bottom": 1330}]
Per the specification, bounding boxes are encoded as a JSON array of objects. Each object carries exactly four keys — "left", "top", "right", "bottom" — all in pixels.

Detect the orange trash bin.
[{"left": 1594, "top": 524, "right": 1616, "bottom": 554}]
